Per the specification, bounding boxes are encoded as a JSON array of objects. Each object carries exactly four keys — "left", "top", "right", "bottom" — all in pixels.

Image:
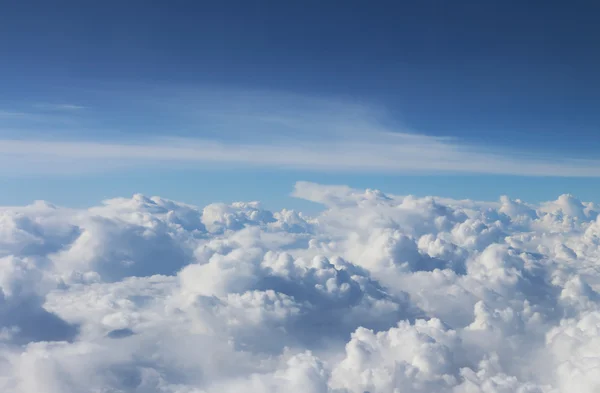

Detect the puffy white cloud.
[
  {"left": 330, "top": 318, "right": 461, "bottom": 393},
  {"left": 0, "top": 182, "right": 598, "bottom": 392}
]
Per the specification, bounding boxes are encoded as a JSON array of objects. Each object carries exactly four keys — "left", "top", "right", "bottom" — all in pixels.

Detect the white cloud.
[
  {"left": 1, "top": 90, "right": 599, "bottom": 176},
  {"left": 32, "top": 104, "right": 85, "bottom": 111},
  {"left": 0, "top": 182, "right": 598, "bottom": 391},
  {"left": 1, "top": 134, "right": 599, "bottom": 177}
]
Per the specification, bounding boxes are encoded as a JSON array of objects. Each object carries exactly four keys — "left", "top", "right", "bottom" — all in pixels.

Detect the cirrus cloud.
[{"left": 1, "top": 90, "right": 599, "bottom": 177}]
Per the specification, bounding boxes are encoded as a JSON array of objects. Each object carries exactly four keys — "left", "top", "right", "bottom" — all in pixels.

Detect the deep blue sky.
[{"left": 1, "top": 1, "right": 599, "bottom": 209}]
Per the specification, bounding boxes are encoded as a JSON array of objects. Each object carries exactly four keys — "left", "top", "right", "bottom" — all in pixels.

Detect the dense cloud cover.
[{"left": 0, "top": 182, "right": 599, "bottom": 392}]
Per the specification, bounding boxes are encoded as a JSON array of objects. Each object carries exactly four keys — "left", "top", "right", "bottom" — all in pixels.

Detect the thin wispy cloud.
[
  {"left": 1, "top": 89, "right": 597, "bottom": 177},
  {"left": 0, "top": 103, "right": 86, "bottom": 131},
  {"left": 0, "top": 110, "right": 34, "bottom": 119},
  {"left": 33, "top": 103, "right": 86, "bottom": 111}
]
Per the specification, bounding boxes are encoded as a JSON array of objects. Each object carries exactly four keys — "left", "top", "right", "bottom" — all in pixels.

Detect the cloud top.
[{"left": 0, "top": 182, "right": 598, "bottom": 391}]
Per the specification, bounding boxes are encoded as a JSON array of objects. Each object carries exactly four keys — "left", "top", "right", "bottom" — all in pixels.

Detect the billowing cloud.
[{"left": 0, "top": 182, "right": 598, "bottom": 392}]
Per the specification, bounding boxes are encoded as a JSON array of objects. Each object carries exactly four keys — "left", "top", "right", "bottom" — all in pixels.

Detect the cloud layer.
[
  {"left": 2, "top": 90, "right": 600, "bottom": 176},
  {"left": 0, "top": 182, "right": 599, "bottom": 392},
  {"left": 3, "top": 134, "right": 600, "bottom": 177}
]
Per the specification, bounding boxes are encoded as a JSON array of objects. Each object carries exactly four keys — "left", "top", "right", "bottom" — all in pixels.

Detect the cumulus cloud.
[{"left": 0, "top": 182, "right": 598, "bottom": 392}]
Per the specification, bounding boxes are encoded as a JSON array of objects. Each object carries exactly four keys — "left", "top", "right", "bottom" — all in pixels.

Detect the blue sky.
[{"left": 1, "top": 0, "right": 599, "bottom": 210}]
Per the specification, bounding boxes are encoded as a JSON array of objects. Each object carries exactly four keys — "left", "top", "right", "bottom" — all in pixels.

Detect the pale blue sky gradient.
[{"left": 1, "top": 1, "right": 599, "bottom": 209}]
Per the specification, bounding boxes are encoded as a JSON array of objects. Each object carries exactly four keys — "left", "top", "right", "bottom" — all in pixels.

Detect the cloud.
[
  {"left": 32, "top": 104, "right": 85, "bottom": 111},
  {"left": 1, "top": 134, "right": 600, "bottom": 177},
  {"left": 0, "top": 182, "right": 599, "bottom": 391},
  {"left": 1, "top": 90, "right": 600, "bottom": 177}
]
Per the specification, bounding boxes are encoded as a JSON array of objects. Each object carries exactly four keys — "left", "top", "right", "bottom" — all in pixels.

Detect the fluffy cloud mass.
[{"left": 0, "top": 182, "right": 599, "bottom": 392}]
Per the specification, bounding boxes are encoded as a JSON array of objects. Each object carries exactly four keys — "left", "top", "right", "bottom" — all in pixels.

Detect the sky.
[
  {"left": 1, "top": 0, "right": 600, "bottom": 209},
  {"left": 5, "top": 3, "right": 600, "bottom": 392}
]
